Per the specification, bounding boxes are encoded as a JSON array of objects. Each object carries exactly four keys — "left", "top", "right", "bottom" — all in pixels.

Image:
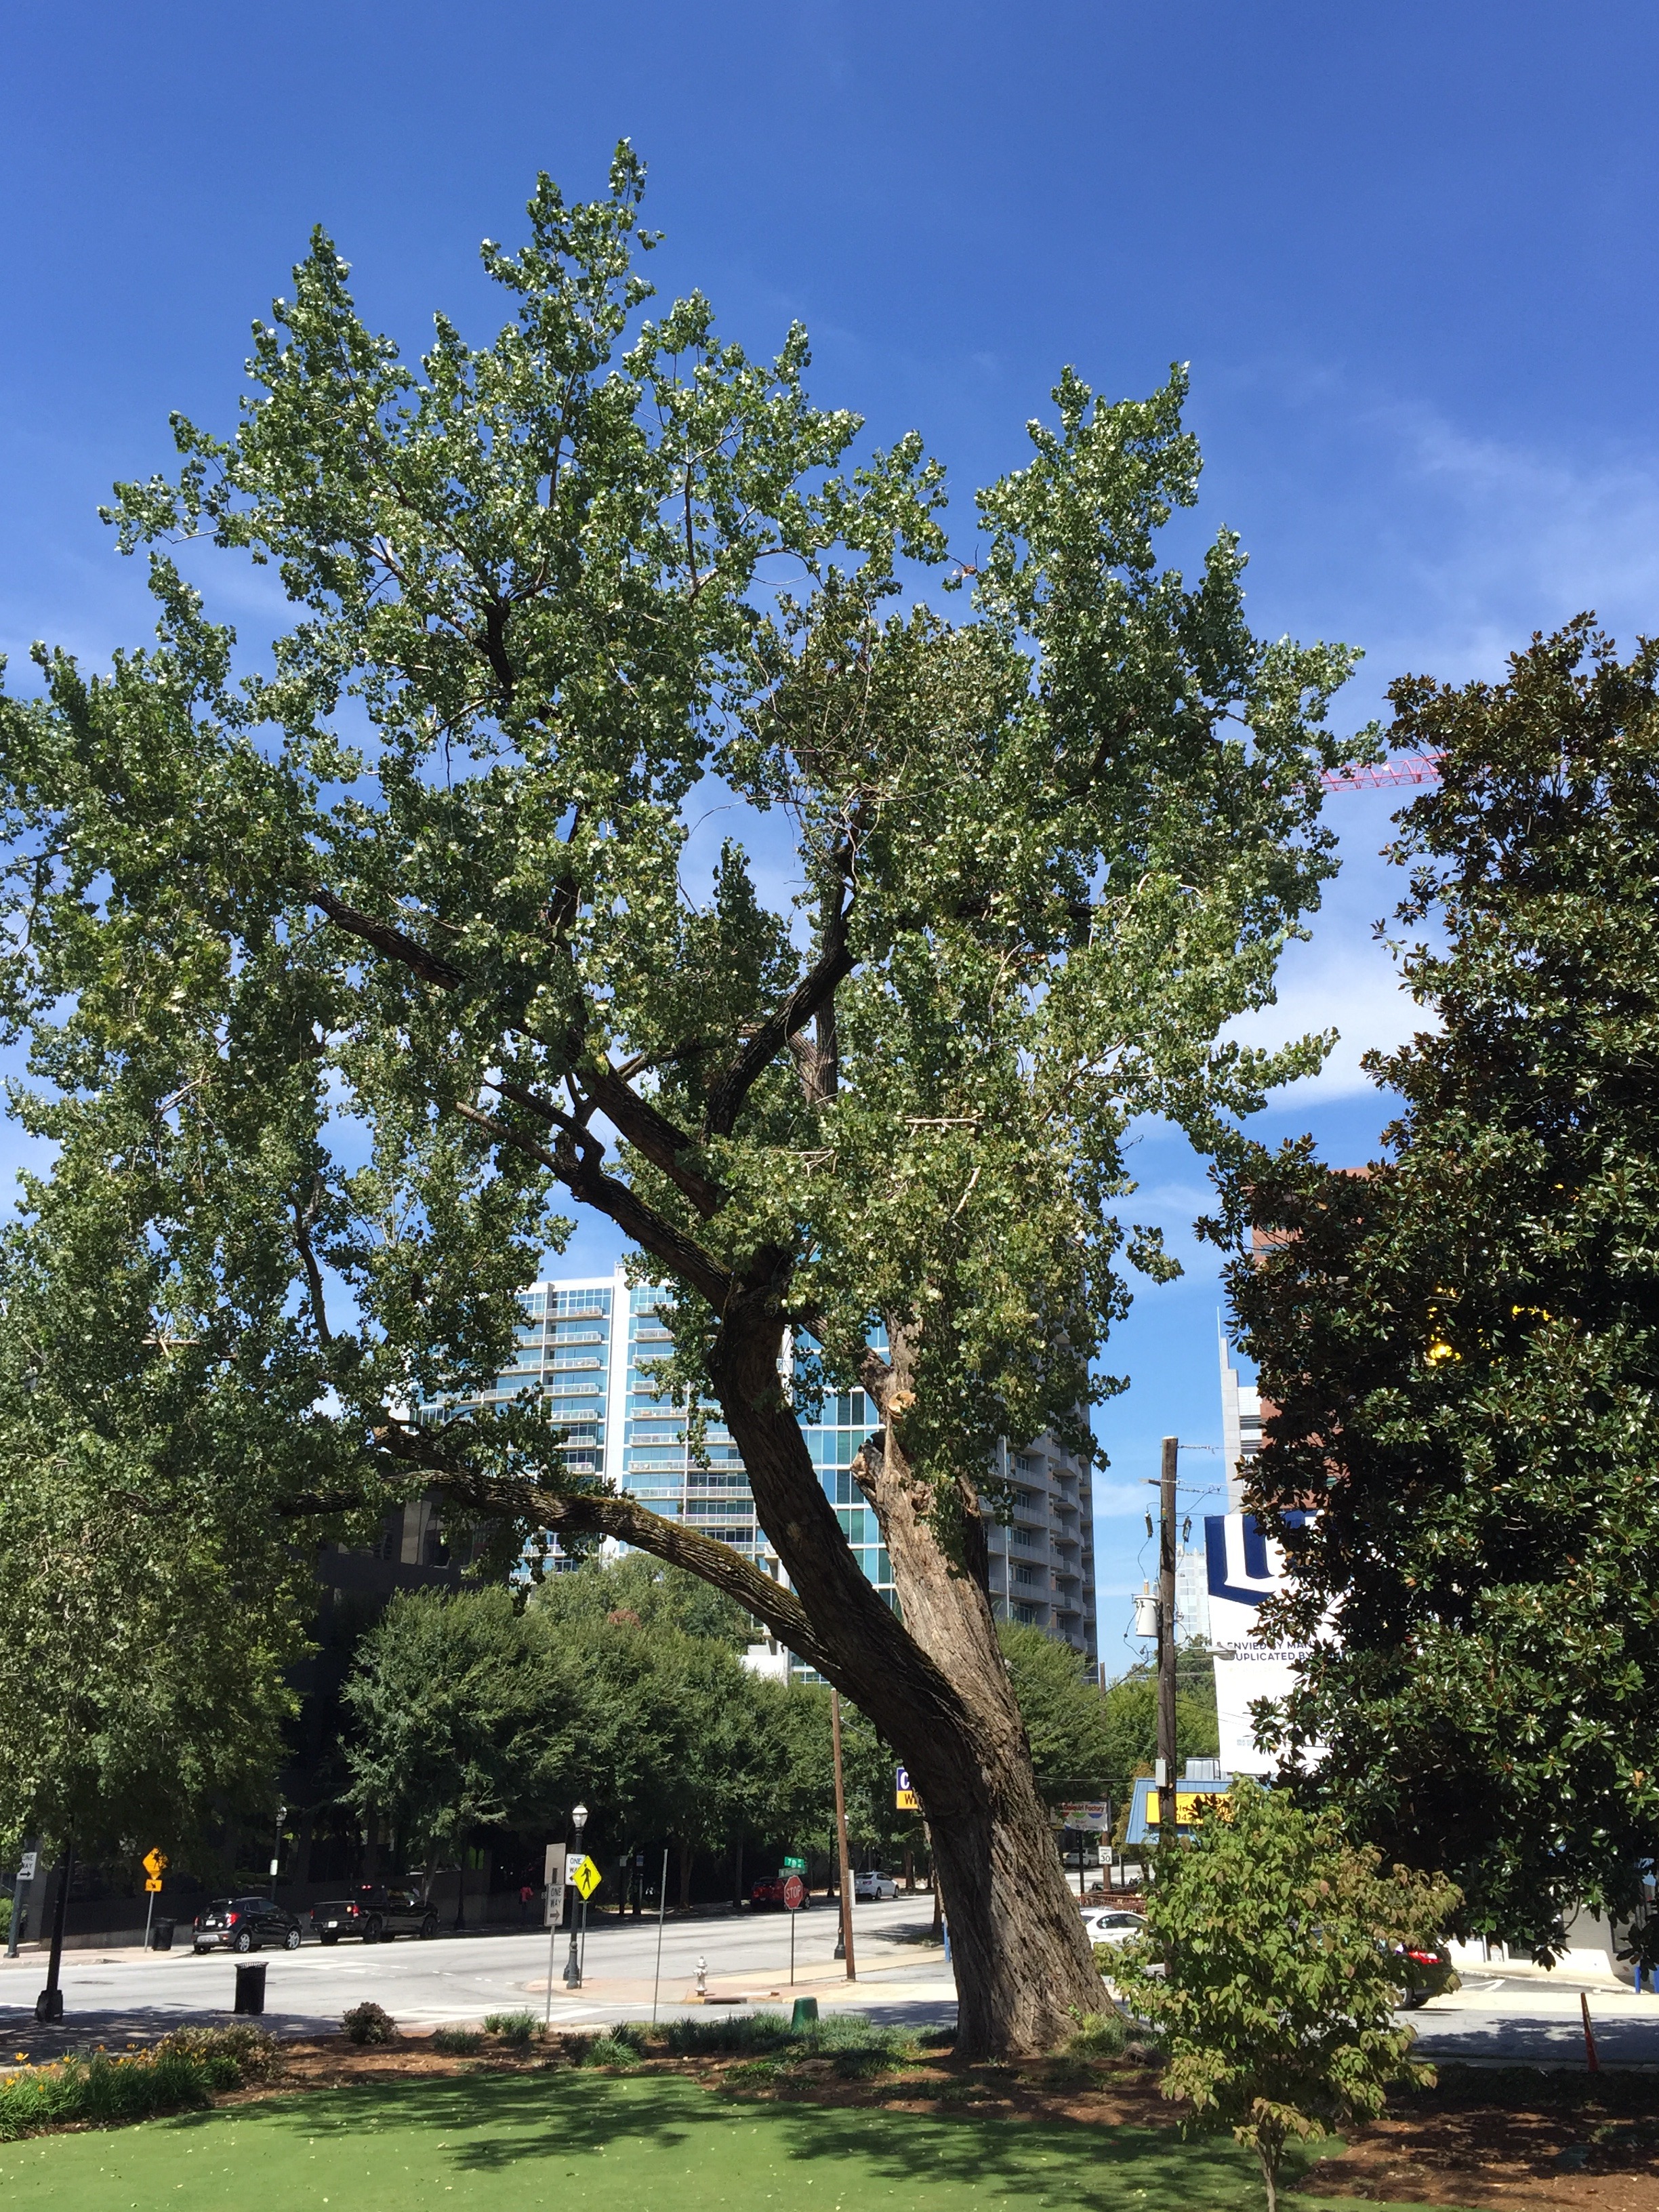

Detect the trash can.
[
  {"left": 232, "top": 1961, "right": 266, "bottom": 2016},
  {"left": 790, "top": 1996, "right": 819, "bottom": 2030},
  {"left": 150, "top": 1918, "right": 175, "bottom": 1952}
]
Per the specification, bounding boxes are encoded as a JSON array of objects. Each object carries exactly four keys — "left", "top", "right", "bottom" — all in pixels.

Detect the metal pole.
[
  {"left": 563, "top": 1807, "right": 588, "bottom": 1990},
  {"left": 830, "top": 1689, "right": 856, "bottom": 1981},
  {"left": 1157, "top": 1435, "right": 1179, "bottom": 1843},
  {"left": 142, "top": 1885, "right": 157, "bottom": 1955},
  {"left": 35, "top": 1832, "right": 74, "bottom": 2024},
  {"left": 790, "top": 1901, "right": 796, "bottom": 1986},
  {"left": 544, "top": 1850, "right": 562, "bottom": 2032},
  {"left": 651, "top": 1846, "right": 668, "bottom": 2025}
]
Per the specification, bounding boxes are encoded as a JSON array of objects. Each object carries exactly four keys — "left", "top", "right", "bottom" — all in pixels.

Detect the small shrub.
[
  {"left": 342, "top": 2001, "right": 398, "bottom": 2045},
  {"left": 799, "top": 2013, "right": 919, "bottom": 2075},
  {"left": 580, "top": 2033, "right": 642, "bottom": 2070},
  {"left": 1063, "top": 2007, "right": 1127, "bottom": 2060},
  {"left": 0, "top": 2027, "right": 276, "bottom": 2142},
  {"left": 663, "top": 2011, "right": 794, "bottom": 2057},
  {"left": 156, "top": 2024, "right": 281, "bottom": 2086},
  {"left": 483, "top": 2011, "right": 543, "bottom": 2048},
  {"left": 430, "top": 2028, "right": 484, "bottom": 2055}
]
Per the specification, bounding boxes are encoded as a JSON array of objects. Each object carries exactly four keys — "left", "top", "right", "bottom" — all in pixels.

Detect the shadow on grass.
[{"left": 201, "top": 2067, "right": 1351, "bottom": 2212}]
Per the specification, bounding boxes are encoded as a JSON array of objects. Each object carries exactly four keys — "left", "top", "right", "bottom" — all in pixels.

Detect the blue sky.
[{"left": 5, "top": 0, "right": 1658, "bottom": 1654}]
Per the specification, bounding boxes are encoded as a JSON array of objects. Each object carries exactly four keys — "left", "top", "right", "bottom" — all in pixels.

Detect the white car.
[
  {"left": 1080, "top": 1906, "right": 1146, "bottom": 1946},
  {"left": 853, "top": 1870, "right": 897, "bottom": 1901}
]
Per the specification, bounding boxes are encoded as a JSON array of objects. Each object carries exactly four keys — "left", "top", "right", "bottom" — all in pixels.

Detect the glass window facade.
[{"left": 418, "top": 1267, "right": 1093, "bottom": 1657}]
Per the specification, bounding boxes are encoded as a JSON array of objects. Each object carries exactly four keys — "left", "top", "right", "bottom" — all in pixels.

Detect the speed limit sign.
[{"left": 782, "top": 1874, "right": 806, "bottom": 1910}]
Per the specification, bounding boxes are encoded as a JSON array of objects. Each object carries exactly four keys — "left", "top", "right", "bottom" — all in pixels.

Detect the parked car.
[
  {"left": 750, "top": 1874, "right": 813, "bottom": 1910},
  {"left": 853, "top": 1870, "right": 897, "bottom": 1901},
  {"left": 1080, "top": 1906, "right": 1147, "bottom": 1947},
  {"left": 310, "top": 1885, "right": 439, "bottom": 1944},
  {"left": 192, "top": 1896, "right": 302, "bottom": 1954},
  {"left": 1390, "top": 1941, "right": 1456, "bottom": 2009}
]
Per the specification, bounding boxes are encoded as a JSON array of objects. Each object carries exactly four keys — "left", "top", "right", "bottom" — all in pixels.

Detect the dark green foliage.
[
  {"left": 340, "top": 1565, "right": 832, "bottom": 1868},
  {"left": 996, "top": 1622, "right": 1114, "bottom": 1802},
  {"left": 483, "top": 2011, "right": 544, "bottom": 2047},
  {"left": 1216, "top": 622, "right": 1659, "bottom": 1959},
  {"left": 342, "top": 2001, "right": 397, "bottom": 2045}
]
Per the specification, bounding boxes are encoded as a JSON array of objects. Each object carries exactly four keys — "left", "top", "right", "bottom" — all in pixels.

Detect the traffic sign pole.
[
  {"left": 651, "top": 1845, "right": 669, "bottom": 2026},
  {"left": 782, "top": 1872, "right": 806, "bottom": 1985}
]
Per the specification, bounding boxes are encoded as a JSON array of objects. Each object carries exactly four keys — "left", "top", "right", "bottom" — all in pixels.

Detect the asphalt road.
[
  {"left": 0, "top": 1895, "right": 951, "bottom": 2062},
  {"left": 4, "top": 1902, "right": 1658, "bottom": 2070}
]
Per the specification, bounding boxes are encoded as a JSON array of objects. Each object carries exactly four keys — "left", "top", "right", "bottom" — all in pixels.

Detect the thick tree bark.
[
  {"left": 705, "top": 1303, "right": 1107, "bottom": 2057},
  {"left": 329, "top": 902, "right": 1105, "bottom": 2054}
]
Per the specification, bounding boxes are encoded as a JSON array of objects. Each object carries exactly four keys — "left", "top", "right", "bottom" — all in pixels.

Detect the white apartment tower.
[{"left": 420, "top": 1265, "right": 1097, "bottom": 1663}]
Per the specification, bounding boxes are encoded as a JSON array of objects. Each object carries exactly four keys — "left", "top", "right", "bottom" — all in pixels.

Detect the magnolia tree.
[
  {"left": 0, "top": 150, "right": 1359, "bottom": 2052},
  {"left": 1214, "top": 622, "right": 1659, "bottom": 1961}
]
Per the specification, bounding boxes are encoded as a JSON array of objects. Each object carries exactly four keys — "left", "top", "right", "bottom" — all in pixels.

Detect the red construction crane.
[{"left": 1319, "top": 754, "right": 1443, "bottom": 794}]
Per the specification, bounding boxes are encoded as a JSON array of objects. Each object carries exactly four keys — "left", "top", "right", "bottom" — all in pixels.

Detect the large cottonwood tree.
[{"left": 0, "top": 150, "right": 1357, "bottom": 2050}]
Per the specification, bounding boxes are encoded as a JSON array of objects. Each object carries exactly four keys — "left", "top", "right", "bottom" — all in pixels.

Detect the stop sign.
[{"left": 782, "top": 1874, "right": 806, "bottom": 1910}]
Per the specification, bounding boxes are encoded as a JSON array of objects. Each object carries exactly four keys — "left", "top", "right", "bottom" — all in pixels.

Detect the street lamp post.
[{"left": 562, "top": 1804, "right": 588, "bottom": 1990}]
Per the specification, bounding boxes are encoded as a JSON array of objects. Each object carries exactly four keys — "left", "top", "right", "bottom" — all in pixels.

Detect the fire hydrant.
[{"left": 695, "top": 1954, "right": 708, "bottom": 2001}]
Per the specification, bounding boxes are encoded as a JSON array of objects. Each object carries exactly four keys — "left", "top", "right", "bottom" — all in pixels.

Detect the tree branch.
[
  {"left": 453, "top": 1100, "right": 737, "bottom": 1311},
  {"left": 312, "top": 886, "right": 726, "bottom": 1220},
  {"left": 293, "top": 1178, "right": 333, "bottom": 1347},
  {"left": 703, "top": 882, "right": 855, "bottom": 1138},
  {"left": 311, "top": 887, "right": 466, "bottom": 989},
  {"left": 373, "top": 1420, "right": 829, "bottom": 1667}
]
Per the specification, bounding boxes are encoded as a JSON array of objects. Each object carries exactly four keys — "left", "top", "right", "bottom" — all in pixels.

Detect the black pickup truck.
[{"left": 309, "top": 1884, "right": 438, "bottom": 1944}]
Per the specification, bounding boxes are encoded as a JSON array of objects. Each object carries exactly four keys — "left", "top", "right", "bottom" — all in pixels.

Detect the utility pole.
[
  {"left": 1158, "top": 1434, "right": 1179, "bottom": 1842},
  {"left": 830, "top": 1689, "right": 857, "bottom": 1980}
]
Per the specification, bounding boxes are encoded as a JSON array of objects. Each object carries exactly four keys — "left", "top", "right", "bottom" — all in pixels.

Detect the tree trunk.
[
  {"left": 708, "top": 1305, "right": 1107, "bottom": 2057},
  {"left": 903, "top": 1845, "right": 914, "bottom": 1893},
  {"left": 678, "top": 1843, "right": 694, "bottom": 1911},
  {"left": 1259, "top": 2140, "right": 1279, "bottom": 2212}
]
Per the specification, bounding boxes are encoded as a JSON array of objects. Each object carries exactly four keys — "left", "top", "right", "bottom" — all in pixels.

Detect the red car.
[{"left": 750, "top": 1874, "right": 813, "bottom": 1910}]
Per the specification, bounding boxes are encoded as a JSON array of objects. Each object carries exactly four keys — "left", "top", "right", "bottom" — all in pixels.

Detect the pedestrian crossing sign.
[{"left": 568, "top": 1853, "right": 602, "bottom": 1900}]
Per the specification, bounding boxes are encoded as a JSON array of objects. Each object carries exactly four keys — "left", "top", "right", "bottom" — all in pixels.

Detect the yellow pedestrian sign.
[
  {"left": 568, "top": 1853, "right": 601, "bottom": 1900},
  {"left": 142, "top": 1848, "right": 167, "bottom": 1882}
]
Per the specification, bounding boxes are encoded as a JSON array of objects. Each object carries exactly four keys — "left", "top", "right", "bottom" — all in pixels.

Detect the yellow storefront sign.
[{"left": 1143, "top": 1788, "right": 1232, "bottom": 1826}]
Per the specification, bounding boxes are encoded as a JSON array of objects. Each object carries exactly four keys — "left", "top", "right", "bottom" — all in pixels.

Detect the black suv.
[
  {"left": 310, "top": 1885, "right": 438, "bottom": 1944},
  {"left": 192, "top": 1896, "right": 303, "bottom": 1953}
]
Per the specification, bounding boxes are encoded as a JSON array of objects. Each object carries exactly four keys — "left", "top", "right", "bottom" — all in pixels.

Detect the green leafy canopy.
[{"left": 0, "top": 146, "right": 1364, "bottom": 1852}]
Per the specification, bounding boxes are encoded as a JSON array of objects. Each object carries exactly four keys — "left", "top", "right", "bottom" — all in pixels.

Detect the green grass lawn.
[{"left": 0, "top": 2069, "right": 1448, "bottom": 2211}]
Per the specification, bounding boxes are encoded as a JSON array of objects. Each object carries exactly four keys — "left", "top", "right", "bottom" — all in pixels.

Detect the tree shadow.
[{"left": 243, "top": 2069, "right": 1273, "bottom": 2211}]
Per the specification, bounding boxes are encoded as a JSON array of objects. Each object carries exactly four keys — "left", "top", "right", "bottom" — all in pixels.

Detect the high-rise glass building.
[{"left": 420, "top": 1264, "right": 1096, "bottom": 1660}]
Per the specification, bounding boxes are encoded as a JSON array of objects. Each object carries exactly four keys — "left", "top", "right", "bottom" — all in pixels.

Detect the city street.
[
  {"left": 5, "top": 1899, "right": 1658, "bottom": 2070},
  {"left": 0, "top": 1895, "right": 956, "bottom": 2062}
]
